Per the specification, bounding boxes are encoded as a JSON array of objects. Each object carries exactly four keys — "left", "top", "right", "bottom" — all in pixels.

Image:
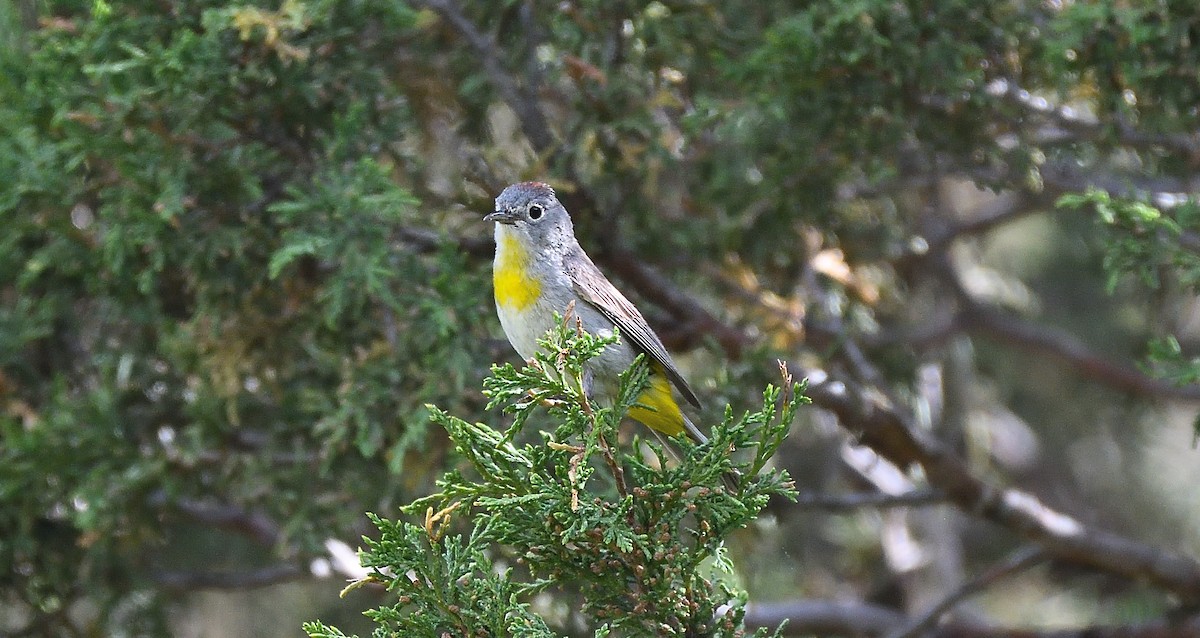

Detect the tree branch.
[
  {"left": 797, "top": 367, "right": 1200, "bottom": 603},
  {"left": 744, "top": 599, "right": 905, "bottom": 637},
  {"left": 897, "top": 250, "right": 1200, "bottom": 403},
  {"left": 395, "top": 226, "right": 493, "bottom": 258},
  {"left": 601, "top": 245, "right": 748, "bottom": 357},
  {"left": 885, "top": 546, "right": 1048, "bottom": 638},
  {"left": 962, "top": 303, "right": 1200, "bottom": 401},
  {"left": 745, "top": 599, "right": 1200, "bottom": 637},
  {"left": 893, "top": 190, "right": 1056, "bottom": 268},
  {"left": 412, "top": 0, "right": 554, "bottom": 152},
  {"left": 986, "top": 77, "right": 1200, "bottom": 161},
  {"left": 147, "top": 494, "right": 336, "bottom": 592},
  {"left": 793, "top": 489, "right": 946, "bottom": 511},
  {"left": 151, "top": 564, "right": 307, "bottom": 591},
  {"left": 166, "top": 496, "right": 285, "bottom": 548}
]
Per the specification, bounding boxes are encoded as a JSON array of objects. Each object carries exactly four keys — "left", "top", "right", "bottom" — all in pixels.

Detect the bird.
[{"left": 484, "top": 181, "right": 710, "bottom": 445}]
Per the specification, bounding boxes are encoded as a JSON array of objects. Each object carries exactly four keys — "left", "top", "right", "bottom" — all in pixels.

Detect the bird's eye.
[{"left": 528, "top": 204, "right": 544, "bottom": 220}]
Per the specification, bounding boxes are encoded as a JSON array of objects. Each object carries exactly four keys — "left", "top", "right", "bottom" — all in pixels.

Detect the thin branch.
[
  {"left": 151, "top": 563, "right": 307, "bottom": 591},
  {"left": 154, "top": 493, "right": 284, "bottom": 548},
  {"left": 596, "top": 426, "right": 630, "bottom": 499},
  {"left": 885, "top": 546, "right": 1048, "bottom": 638},
  {"left": 601, "top": 246, "right": 748, "bottom": 357},
  {"left": 793, "top": 489, "right": 946, "bottom": 511},
  {"left": 412, "top": 0, "right": 554, "bottom": 152},
  {"left": 395, "top": 226, "right": 493, "bottom": 258},
  {"left": 744, "top": 599, "right": 905, "bottom": 637},
  {"left": 144, "top": 494, "right": 317, "bottom": 592},
  {"left": 744, "top": 599, "right": 1200, "bottom": 637},
  {"left": 922, "top": 80, "right": 1200, "bottom": 198},
  {"left": 874, "top": 301, "right": 1200, "bottom": 403},
  {"left": 909, "top": 252, "right": 1200, "bottom": 402},
  {"left": 864, "top": 312, "right": 963, "bottom": 352},
  {"left": 938, "top": 146, "right": 1195, "bottom": 213},
  {"left": 962, "top": 303, "right": 1200, "bottom": 401},
  {"left": 986, "top": 77, "right": 1200, "bottom": 160},
  {"left": 797, "top": 367, "right": 1200, "bottom": 603},
  {"left": 1037, "top": 156, "right": 1196, "bottom": 207},
  {"left": 894, "top": 190, "right": 1055, "bottom": 267},
  {"left": 926, "top": 191, "right": 1044, "bottom": 246}
]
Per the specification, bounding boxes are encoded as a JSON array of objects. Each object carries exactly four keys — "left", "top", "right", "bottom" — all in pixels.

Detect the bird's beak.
[{"left": 484, "top": 210, "right": 519, "bottom": 225}]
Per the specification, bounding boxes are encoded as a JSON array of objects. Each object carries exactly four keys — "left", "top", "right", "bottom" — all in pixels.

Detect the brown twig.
[
  {"left": 601, "top": 246, "right": 748, "bottom": 357},
  {"left": 140, "top": 493, "right": 326, "bottom": 591},
  {"left": 744, "top": 598, "right": 1200, "bottom": 637},
  {"left": 793, "top": 489, "right": 946, "bottom": 511},
  {"left": 869, "top": 302, "right": 1200, "bottom": 403},
  {"left": 962, "top": 303, "right": 1200, "bottom": 401},
  {"left": 412, "top": 0, "right": 554, "bottom": 152},
  {"left": 162, "top": 495, "right": 284, "bottom": 548},
  {"left": 986, "top": 77, "right": 1200, "bottom": 160},
  {"left": 151, "top": 564, "right": 306, "bottom": 591},
  {"left": 596, "top": 429, "right": 629, "bottom": 499},
  {"left": 799, "top": 367, "right": 1200, "bottom": 603},
  {"left": 744, "top": 599, "right": 907, "bottom": 637},
  {"left": 893, "top": 190, "right": 1055, "bottom": 268},
  {"left": 396, "top": 226, "right": 493, "bottom": 257},
  {"left": 921, "top": 252, "right": 1200, "bottom": 402},
  {"left": 884, "top": 545, "right": 1048, "bottom": 638}
]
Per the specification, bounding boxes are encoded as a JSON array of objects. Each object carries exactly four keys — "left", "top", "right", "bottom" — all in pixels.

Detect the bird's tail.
[{"left": 681, "top": 412, "right": 708, "bottom": 444}]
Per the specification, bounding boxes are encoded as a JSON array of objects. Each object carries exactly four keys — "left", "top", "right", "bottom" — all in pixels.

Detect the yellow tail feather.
[{"left": 627, "top": 366, "right": 686, "bottom": 437}]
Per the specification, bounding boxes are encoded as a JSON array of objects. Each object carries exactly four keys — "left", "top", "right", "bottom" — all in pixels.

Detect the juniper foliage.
[{"left": 306, "top": 318, "right": 804, "bottom": 637}]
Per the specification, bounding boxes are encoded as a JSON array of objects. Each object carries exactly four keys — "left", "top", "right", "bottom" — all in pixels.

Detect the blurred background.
[{"left": 2, "top": 0, "right": 1199, "bottom": 636}]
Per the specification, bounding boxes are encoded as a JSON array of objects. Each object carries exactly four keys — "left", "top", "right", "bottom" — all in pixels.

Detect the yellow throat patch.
[{"left": 493, "top": 231, "right": 541, "bottom": 311}]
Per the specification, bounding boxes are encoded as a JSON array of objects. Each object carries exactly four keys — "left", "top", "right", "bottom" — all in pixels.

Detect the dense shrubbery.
[{"left": 3, "top": 0, "right": 1200, "bottom": 635}]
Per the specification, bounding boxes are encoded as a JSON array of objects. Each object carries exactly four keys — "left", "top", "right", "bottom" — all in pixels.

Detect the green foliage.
[
  {"left": 1058, "top": 190, "right": 1200, "bottom": 407},
  {"left": 1051, "top": 2, "right": 1200, "bottom": 142},
  {"left": 1144, "top": 336, "right": 1200, "bottom": 443},
  {"left": 5, "top": 0, "right": 1200, "bottom": 633},
  {"left": 1146, "top": 336, "right": 1200, "bottom": 387},
  {"left": 304, "top": 515, "right": 553, "bottom": 638},
  {"left": 0, "top": 1, "right": 491, "bottom": 628},
  {"left": 310, "top": 320, "right": 803, "bottom": 637},
  {"left": 1057, "top": 189, "right": 1200, "bottom": 293}
]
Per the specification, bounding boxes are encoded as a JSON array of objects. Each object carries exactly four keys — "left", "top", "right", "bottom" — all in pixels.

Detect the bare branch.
[
  {"left": 412, "top": 0, "right": 554, "bottom": 152},
  {"left": 885, "top": 546, "right": 1048, "bottom": 638},
  {"left": 872, "top": 304, "right": 1200, "bottom": 402},
  {"left": 798, "top": 368, "right": 1200, "bottom": 603},
  {"left": 905, "top": 253, "right": 1200, "bottom": 403},
  {"left": 395, "top": 226, "right": 493, "bottom": 258},
  {"left": 986, "top": 77, "right": 1200, "bottom": 160},
  {"left": 962, "top": 304, "right": 1200, "bottom": 402},
  {"left": 151, "top": 564, "right": 307, "bottom": 591},
  {"left": 1037, "top": 157, "right": 1197, "bottom": 206},
  {"left": 794, "top": 489, "right": 946, "bottom": 511},
  {"left": 601, "top": 245, "right": 748, "bottom": 357},
  {"left": 744, "top": 599, "right": 905, "bottom": 637},
  {"left": 152, "top": 493, "right": 284, "bottom": 548},
  {"left": 895, "top": 190, "right": 1056, "bottom": 267},
  {"left": 922, "top": 80, "right": 1200, "bottom": 200},
  {"left": 745, "top": 599, "right": 1200, "bottom": 637}
]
